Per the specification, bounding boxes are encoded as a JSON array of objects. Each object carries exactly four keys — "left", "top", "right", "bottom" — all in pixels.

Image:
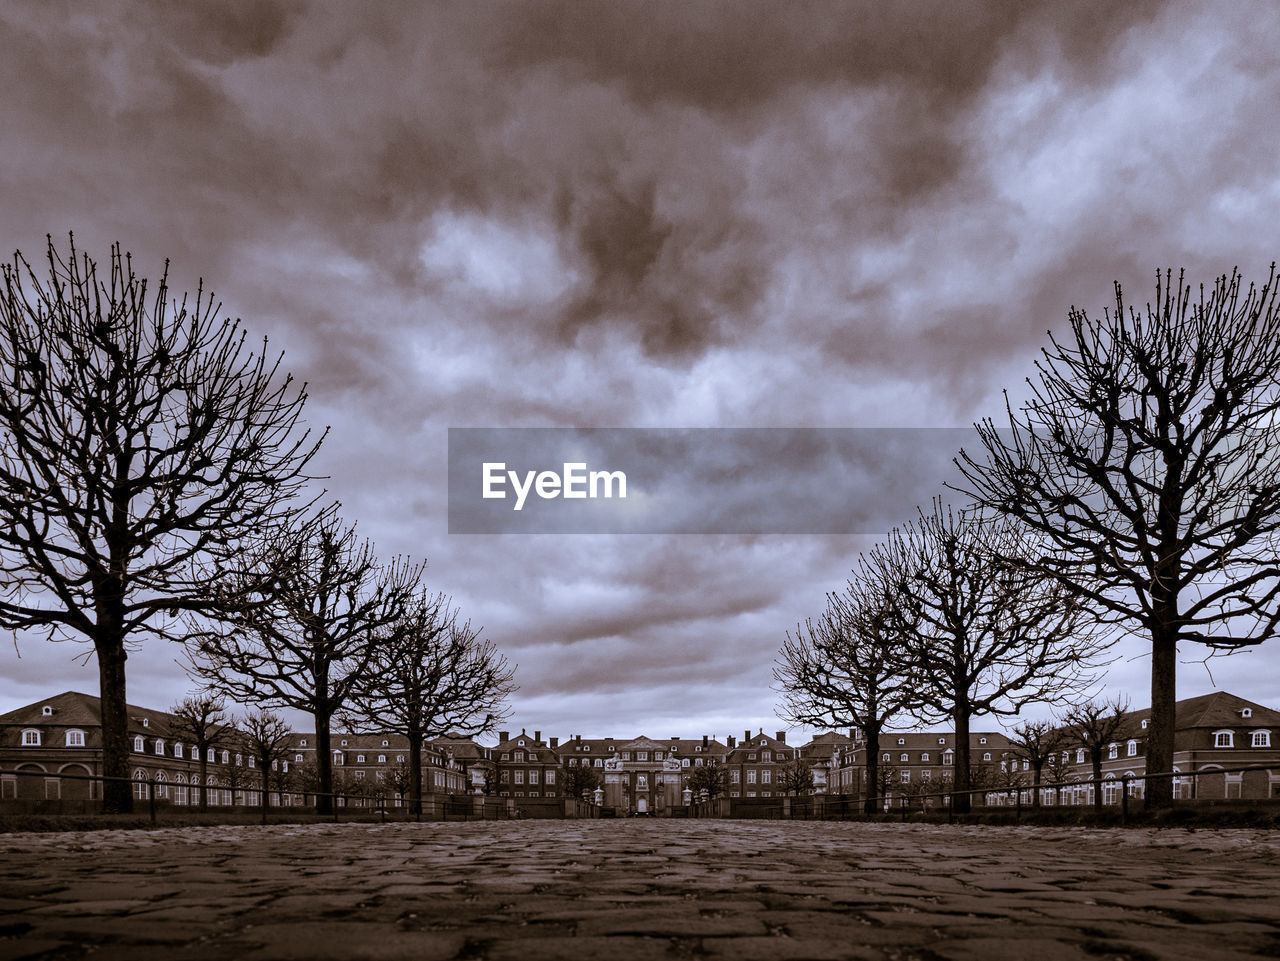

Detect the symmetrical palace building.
[{"left": 2, "top": 689, "right": 1278, "bottom": 810}]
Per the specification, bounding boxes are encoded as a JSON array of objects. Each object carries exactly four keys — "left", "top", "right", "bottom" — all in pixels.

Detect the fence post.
[
  {"left": 148, "top": 777, "right": 157, "bottom": 825},
  {"left": 1015, "top": 787, "right": 1022, "bottom": 823}
]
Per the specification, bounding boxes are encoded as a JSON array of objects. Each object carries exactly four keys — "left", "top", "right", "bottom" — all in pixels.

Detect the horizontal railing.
[
  {"left": 795, "top": 762, "right": 1279, "bottom": 824},
  {"left": 0, "top": 766, "right": 503, "bottom": 825}
]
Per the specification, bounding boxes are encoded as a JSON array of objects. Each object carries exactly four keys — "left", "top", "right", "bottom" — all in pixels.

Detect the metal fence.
[
  {"left": 0, "top": 766, "right": 517, "bottom": 825},
  {"left": 742, "top": 762, "right": 1280, "bottom": 824}
]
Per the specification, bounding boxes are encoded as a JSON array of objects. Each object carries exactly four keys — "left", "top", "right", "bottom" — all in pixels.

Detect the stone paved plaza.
[{"left": 2, "top": 820, "right": 1279, "bottom": 961}]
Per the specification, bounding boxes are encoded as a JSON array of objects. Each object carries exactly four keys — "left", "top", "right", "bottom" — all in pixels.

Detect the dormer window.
[
  {"left": 142, "top": 718, "right": 149, "bottom": 728},
  {"left": 154, "top": 739, "right": 165, "bottom": 756},
  {"left": 41, "top": 705, "right": 53, "bottom": 716},
  {"left": 759, "top": 739, "right": 767, "bottom": 746},
  {"left": 1252, "top": 730, "right": 1271, "bottom": 748},
  {"left": 382, "top": 739, "right": 389, "bottom": 747},
  {"left": 982, "top": 752, "right": 991, "bottom": 761},
  {"left": 134, "top": 735, "right": 145, "bottom": 752},
  {"left": 174, "top": 743, "right": 184, "bottom": 758},
  {"left": 1214, "top": 730, "right": 1234, "bottom": 748},
  {"left": 66, "top": 730, "right": 85, "bottom": 747},
  {"left": 518, "top": 739, "right": 526, "bottom": 746},
  {"left": 899, "top": 753, "right": 909, "bottom": 762},
  {"left": 897, "top": 737, "right": 905, "bottom": 745},
  {"left": 978, "top": 737, "right": 987, "bottom": 745},
  {"left": 937, "top": 738, "right": 946, "bottom": 745},
  {"left": 1108, "top": 743, "right": 1118, "bottom": 759},
  {"left": 1242, "top": 708, "right": 1253, "bottom": 718},
  {"left": 583, "top": 745, "right": 590, "bottom": 752},
  {"left": 300, "top": 738, "right": 307, "bottom": 747},
  {"left": 341, "top": 739, "right": 348, "bottom": 747},
  {"left": 1076, "top": 748, "right": 1085, "bottom": 763},
  {"left": 1126, "top": 740, "right": 1137, "bottom": 757},
  {"left": 1141, "top": 720, "right": 1148, "bottom": 729},
  {"left": 21, "top": 729, "right": 40, "bottom": 746}
]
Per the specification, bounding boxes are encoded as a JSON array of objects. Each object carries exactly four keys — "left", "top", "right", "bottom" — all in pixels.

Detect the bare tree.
[
  {"left": 187, "top": 510, "right": 422, "bottom": 813},
  {"left": 1007, "top": 720, "right": 1068, "bottom": 808},
  {"left": 775, "top": 571, "right": 915, "bottom": 814},
  {"left": 1044, "top": 748, "right": 1071, "bottom": 807},
  {"left": 0, "top": 237, "right": 323, "bottom": 811},
  {"left": 561, "top": 757, "right": 604, "bottom": 800},
  {"left": 169, "top": 694, "right": 229, "bottom": 811},
  {"left": 777, "top": 755, "right": 815, "bottom": 796},
  {"left": 383, "top": 758, "right": 416, "bottom": 805},
  {"left": 345, "top": 592, "right": 515, "bottom": 815},
  {"left": 239, "top": 709, "right": 293, "bottom": 820},
  {"left": 1063, "top": 696, "right": 1130, "bottom": 812},
  {"left": 956, "top": 267, "right": 1280, "bottom": 807},
  {"left": 686, "top": 758, "right": 729, "bottom": 800},
  {"left": 872, "top": 501, "right": 1105, "bottom": 812}
]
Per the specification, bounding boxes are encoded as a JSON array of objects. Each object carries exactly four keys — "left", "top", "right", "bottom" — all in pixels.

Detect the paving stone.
[{"left": 2, "top": 820, "right": 1279, "bottom": 960}]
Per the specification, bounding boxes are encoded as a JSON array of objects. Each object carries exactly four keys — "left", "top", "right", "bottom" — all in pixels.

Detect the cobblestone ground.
[{"left": 2, "top": 821, "right": 1279, "bottom": 961}]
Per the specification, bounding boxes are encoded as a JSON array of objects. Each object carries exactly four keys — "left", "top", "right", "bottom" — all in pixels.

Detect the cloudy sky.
[{"left": 2, "top": 1, "right": 1278, "bottom": 741}]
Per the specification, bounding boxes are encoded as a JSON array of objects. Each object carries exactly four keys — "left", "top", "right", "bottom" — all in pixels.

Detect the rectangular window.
[
  {"left": 762, "top": 770, "right": 771, "bottom": 784},
  {"left": 732, "top": 771, "right": 740, "bottom": 783},
  {"left": 515, "top": 771, "right": 524, "bottom": 784},
  {"left": 1253, "top": 731, "right": 1271, "bottom": 747},
  {"left": 747, "top": 770, "right": 757, "bottom": 784},
  {"left": 529, "top": 770, "right": 539, "bottom": 784},
  {"left": 637, "top": 752, "right": 648, "bottom": 761},
  {"left": 546, "top": 770, "right": 555, "bottom": 784}
]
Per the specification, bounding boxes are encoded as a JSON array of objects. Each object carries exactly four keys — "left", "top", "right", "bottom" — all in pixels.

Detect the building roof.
[{"left": 0, "top": 690, "right": 192, "bottom": 739}]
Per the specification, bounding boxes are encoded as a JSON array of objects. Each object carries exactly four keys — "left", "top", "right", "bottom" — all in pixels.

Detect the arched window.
[
  {"left": 1107, "top": 743, "right": 1118, "bottom": 759},
  {"left": 65, "top": 730, "right": 85, "bottom": 747},
  {"left": 1253, "top": 730, "right": 1271, "bottom": 747},
  {"left": 174, "top": 773, "right": 188, "bottom": 806},
  {"left": 1126, "top": 740, "right": 1137, "bottom": 757},
  {"left": 221, "top": 750, "right": 230, "bottom": 764},
  {"left": 135, "top": 736, "right": 145, "bottom": 752},
  {"left": 1213, "top": 730, "right": 1234, "bottom": 748},
  {"left": 155, "top": 770, "right": 168, "bottom": 800},
  {"left": 174, "top": 743, "right": 184, "bottom": 758},
  {"left": 154, "top": 739, "right": 165, "bottom": 756},
  {"left": 133, "top": 769, "right": 148, "bottom": 800},
  {"left": 21, "top": 729, "right": 41, "bottom": 747}
]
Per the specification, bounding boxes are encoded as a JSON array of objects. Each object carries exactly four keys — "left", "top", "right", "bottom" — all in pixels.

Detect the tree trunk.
[
  {"left": 97, "top": 640, "right": 132, "bottom": 814},
  {"left": 260, "top": 763, "right": 271, "bottom": 820},
  {"left": 316, "top": 714, "right": 334, "bottom": 815},
  {"left": 1091, "top": 752, "right": 1103, "bottom": 812},
  {"left": 1031, "top": 762, "right": 1043, "bottom": 808},
  {"left": 408, "top": 726, "right": 424, "bottom": 816},
  {"left": 953, "top": 708, "right": 972, "bottom": 814},
  {"left": 1146, "top": 628, "right": 1177, "bottom": 809},
  {"left": 864, "top": 724, "right": 881, "bottom": 815}
]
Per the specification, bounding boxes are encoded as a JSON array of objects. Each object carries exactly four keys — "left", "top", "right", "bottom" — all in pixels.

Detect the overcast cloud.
[{"left": 2, "top": 1, "right": 1278, "bottom": 739}]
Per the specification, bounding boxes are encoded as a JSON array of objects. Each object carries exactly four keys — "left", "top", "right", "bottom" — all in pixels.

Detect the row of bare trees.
[
  {"left": 0, "top": 236, "right": 516, "bottom": 813},
  {"left": 778, "top": 265, "right": 1280, "bottom": 811}
]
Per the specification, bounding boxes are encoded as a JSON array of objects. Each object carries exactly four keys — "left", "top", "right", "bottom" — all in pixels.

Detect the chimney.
[
  {"left": 702, "top": 734, "right": 708, "bottom": 748},
  {"left": 550, "top": 737, "right": 558, "bottom": 748},
  {"left": 576, "top": 734, "right": 582, "bottom": 743},
  {"left": 728, "top": 735, "right": 736, "bottom": 748},
  {"left": 849, "top": 728, "right": 857, "bottom": 741},
  {"left": 498, "top": 731, "right": 509, "bottom": 743},
  {"left": 745, "top": 729, "right": 751, "bottom": 743},
  {"left": 535, "top": 730, "right": 541, "bottom": 743},
  {"left": 776, "top": 731, "right": 786, "bottom": 743}
]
